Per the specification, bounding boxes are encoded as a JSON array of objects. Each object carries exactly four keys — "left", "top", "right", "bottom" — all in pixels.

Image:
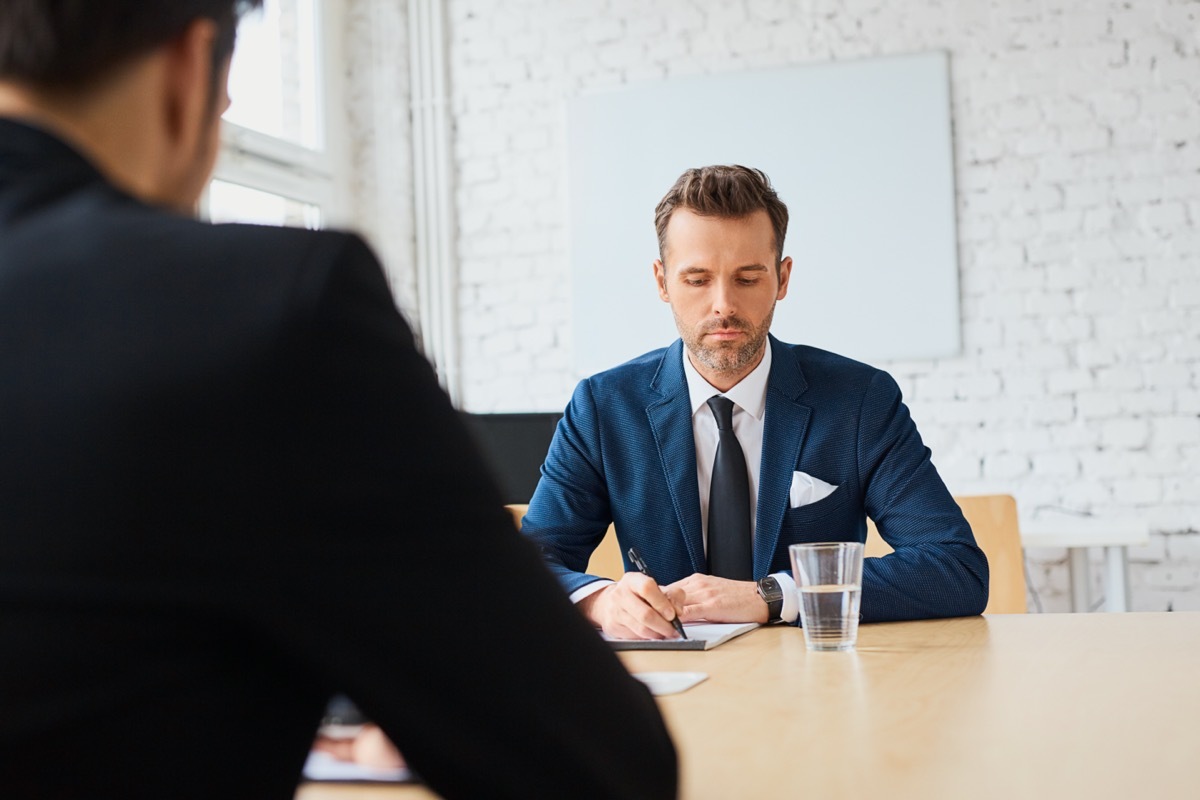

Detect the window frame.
[{"left": 201, "top": 0, "right": 350, "bottom": 228}]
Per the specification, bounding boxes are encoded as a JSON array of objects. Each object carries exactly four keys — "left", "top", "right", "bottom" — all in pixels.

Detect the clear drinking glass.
[{"left": 789, "top": 542, "right": 864, "bottom": 651}]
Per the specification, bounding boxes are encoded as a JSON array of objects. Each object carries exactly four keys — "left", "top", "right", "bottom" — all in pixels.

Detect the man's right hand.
[{"left": 577, "top": 572, "right": 686, "bottom": 639}]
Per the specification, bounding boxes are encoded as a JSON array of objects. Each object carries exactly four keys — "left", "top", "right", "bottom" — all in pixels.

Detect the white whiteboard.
[{"left": 566, "top": 51, "right": 961, "bottom": 378}]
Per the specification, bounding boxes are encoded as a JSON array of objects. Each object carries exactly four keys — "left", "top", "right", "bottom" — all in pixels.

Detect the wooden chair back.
[
  {"left": 865, "top": 494, "right": 1027, "bottom": 614},
  {"left": 511, "top": 494, "right": 1026, "bottom": 613},
  {"left": 506, "top": 504, "right": 625, "bottom": 580}
]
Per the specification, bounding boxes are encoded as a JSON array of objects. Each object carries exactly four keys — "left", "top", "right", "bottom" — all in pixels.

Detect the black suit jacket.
[{"left": 0, "top": 119, "right": 676, "bottom": 799}]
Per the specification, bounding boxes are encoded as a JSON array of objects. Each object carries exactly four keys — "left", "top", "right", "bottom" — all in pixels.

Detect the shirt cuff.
[
  {"left": 569, "top": 578, "right": 615, "bottom": 605},
  {"left": 772, "top": 572, "right": 799, "bottom": 624}
]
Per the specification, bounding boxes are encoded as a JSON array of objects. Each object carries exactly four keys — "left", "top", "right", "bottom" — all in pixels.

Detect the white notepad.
[
  {"left": 602, "top": 622, "right": 760, "bottom": 651},
  {"left": 301, "top": 751, "right": 412, "bottom": 783},
  {"left": 633, "top": 671, "right": 708, "bottom": 695}
]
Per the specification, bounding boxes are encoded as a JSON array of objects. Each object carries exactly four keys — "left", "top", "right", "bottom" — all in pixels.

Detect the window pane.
[
  {"left": 224, "top": 0, "right": 322, "bottom": 149},
  {"left": 207, "top": 181, "right": 322, "bottom": 229}
]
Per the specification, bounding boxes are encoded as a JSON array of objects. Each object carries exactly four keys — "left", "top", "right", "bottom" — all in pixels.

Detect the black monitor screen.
[{"left": 461, "top": 412, "right": 563, "bottom": 505}]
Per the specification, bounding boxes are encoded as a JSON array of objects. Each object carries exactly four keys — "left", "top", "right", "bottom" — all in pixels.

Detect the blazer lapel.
[
  {"left": 755, "top": 337, "right": 812, "bottom": 577},
  {"left": 645, "top": 341, "right": 707, "bottom": 575}
]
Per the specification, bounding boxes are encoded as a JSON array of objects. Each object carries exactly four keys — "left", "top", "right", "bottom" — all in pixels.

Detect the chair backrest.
[
  {"left": 865, "top": 494, "right": 1027, "bottom": 614},
  {"left": 506, "top": 504, "right": 625, "bottom": 580},
  {"left": 511, "top": 495, "right": 1026, "bottom": 613}
]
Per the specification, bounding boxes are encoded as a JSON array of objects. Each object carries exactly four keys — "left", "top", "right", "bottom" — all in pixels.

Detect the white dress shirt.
[{"left": 571, "top": 343, "right": 799, "bottom": 624}]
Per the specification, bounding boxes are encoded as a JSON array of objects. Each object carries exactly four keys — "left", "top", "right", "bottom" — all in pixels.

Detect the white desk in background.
[{"left": 1021, "top": 516, "right": 1150, "bottom": 612}]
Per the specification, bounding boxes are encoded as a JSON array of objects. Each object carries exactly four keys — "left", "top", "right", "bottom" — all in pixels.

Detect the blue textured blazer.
[{"left": 522, "top": 336, "right": 989, "bottom": 623}]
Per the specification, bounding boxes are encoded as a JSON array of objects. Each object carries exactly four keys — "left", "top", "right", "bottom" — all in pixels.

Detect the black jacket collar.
[
  {"left": 0, "top": 117, "right": 101, "bottom": 181},
  {"left": 0, "top": 117, "right": 118, "bottom": 222}
]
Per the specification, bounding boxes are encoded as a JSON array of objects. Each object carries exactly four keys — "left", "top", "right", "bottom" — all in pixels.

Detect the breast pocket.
[{"left": 779, "top": 488, "right": 858, "bottom": 547}]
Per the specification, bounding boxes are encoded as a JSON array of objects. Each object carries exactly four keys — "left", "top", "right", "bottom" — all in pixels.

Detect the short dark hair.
[
  {"left": 655, "top": 165, "right": 790, "bottom": 268},
  {"left": 0, "top": 0, "right": 263, "bottom": 93}
]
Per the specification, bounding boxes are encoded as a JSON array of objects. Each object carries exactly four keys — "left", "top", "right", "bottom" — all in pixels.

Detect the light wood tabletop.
[{"left": 297, "top": 612, "right": 1200, "bottom": 800}]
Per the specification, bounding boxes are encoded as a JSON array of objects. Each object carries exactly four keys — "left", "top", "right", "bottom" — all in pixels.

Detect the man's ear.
[
  {"left": 776, "top": 256, "right": 793, "bottom": 301},
  {"left": 654, "top": 259, "right": 670, "bottom": 303},
  {"left": 161, "top": 19, "right": 219, "bottom": 152}
]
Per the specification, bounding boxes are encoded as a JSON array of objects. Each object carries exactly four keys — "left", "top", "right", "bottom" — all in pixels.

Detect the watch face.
[
  {"left": 758, "top": 577, "right": 783, "bottom": 621},
  {"left": 759, "top": 578, "right": 782, "bottom": 602}
]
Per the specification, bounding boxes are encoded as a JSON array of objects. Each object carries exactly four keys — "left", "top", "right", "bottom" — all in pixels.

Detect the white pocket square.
[{"left": 789, "top": 471, "right": 839, "bottom": 508}]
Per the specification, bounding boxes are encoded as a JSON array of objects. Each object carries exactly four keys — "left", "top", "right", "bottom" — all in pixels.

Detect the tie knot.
[{"left": 706, "top": 395, "right": 735, "bottom": 431}]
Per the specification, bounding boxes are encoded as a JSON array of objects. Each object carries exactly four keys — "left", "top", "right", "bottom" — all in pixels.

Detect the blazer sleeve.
[
  {"left": 244, "top": 234, "right": 676, "bottom": 800},
  {"left": 857, "top": 370, "right": 990, "bottom": 622},
  {"left": 519, "top": 377, "right": 619, "bottom": 596}
]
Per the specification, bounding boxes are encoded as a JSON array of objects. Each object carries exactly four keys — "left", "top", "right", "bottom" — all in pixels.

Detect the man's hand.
[
  {"left": 577, "top": 572, "right": 687, "bottom": 640},
  {"left": 312, "top": 724, "right": 406, "bottom": 769},
  {"left": 664, "top": 574, "right": 769, "bottom": 624}
]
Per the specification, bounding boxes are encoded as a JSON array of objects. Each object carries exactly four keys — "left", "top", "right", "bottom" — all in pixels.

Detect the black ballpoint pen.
[{"left": 627, "top": 546, "right": 688, "bottom": 640}]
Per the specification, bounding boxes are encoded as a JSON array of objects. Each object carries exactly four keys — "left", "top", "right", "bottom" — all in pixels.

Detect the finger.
[
  {"left": 662, "top": 584, "right": 687, "bottom": 617},
  {"left": 608, "top": 614, "right": 669, "bottom": 640},
  {"left": 681, "top": 591, "right": 724, "bottom": 622},
  {"left": 313, "top": 737, "right": 357, "bottom": 762},
  {"left": 600, "top": 609, "right": 651, "bottom": 640},
  {"left": 601, "top": 586, "right": 672, "bottom": 639},
  {"left": 627, "top": 577, "right": 681, "bottom": 623},
  {"left": 666, "top": 573, "right": 703, "bottom": 592},
  {"left": 352, "top": 726, "right": 406, "bottom": 769},
  {"left": 619, "top": 596, "right": 680, "bottom": 639}
]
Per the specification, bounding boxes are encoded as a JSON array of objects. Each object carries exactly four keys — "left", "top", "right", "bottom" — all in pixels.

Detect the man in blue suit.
[{"left": 522, "top": 165, "right": 988, "bottom": 639}]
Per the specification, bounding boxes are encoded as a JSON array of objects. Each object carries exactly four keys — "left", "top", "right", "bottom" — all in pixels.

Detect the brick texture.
[
  {"left": 347, "top": 0, "right": 1200, "bottom": 611},
  {"left": 344, "top": 0, "right": 419, "bottom": 324}
]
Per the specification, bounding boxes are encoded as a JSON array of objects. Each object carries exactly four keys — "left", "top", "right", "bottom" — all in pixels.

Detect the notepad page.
[{"left": 602, "top": 622, "right": 759, "bottom": 650}]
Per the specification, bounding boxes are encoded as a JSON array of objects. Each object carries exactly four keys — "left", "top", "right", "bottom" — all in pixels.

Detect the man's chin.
[
  {"left": 693, "top": 349, "right": 744, "bottom": 374},
  {"left": 687, "top": 337, "right": 767, "bottom": 375}
]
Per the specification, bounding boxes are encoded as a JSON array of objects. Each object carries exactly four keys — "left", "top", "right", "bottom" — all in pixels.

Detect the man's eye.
[
  {"left": 737, "top": 278, "right": 760, "bottom": 286},
  {"left": 684, "top": 278, "right": 707, "bottom": 286}
]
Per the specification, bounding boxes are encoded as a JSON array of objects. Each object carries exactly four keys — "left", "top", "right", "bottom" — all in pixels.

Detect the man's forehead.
[
  {"left": 662, "top": 209, "right": 777, "bottom": 263},
  {"left": 666, "top": 206, "right": 771, "bottom": 227}
]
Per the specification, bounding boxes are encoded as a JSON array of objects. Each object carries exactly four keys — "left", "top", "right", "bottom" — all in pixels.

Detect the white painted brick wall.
[
  {"left": 343, "top": 0, "right": 418, "bottom": 324},
  {"left": 346, "top": 0, "right": 1200, "bottom": 612}
]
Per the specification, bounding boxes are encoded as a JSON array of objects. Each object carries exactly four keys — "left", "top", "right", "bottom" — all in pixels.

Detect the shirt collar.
[{"left": 682, "top": 339, "right": 772, "bottom": 421}]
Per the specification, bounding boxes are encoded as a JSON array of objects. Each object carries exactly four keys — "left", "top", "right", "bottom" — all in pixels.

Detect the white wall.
[
  {"left": 345, "top": 0, "right": 419, "bottom": 325},
  {"left": 348, "top": 0, "right": 1200, "bottom": 612}
]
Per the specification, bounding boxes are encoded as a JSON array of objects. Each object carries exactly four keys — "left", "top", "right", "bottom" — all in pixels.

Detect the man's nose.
[{"left": 711, "top": 279, "right": 738, "bottom": 317}]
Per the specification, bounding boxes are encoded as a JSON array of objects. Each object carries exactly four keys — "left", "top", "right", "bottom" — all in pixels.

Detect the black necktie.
[{"left": 706, "top": 395, "right": 752, "bottom": 580}]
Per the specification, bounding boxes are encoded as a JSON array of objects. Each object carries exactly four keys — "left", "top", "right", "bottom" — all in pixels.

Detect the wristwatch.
[{"left": 756, "top": 576, "right": 783, "bottom": 621}]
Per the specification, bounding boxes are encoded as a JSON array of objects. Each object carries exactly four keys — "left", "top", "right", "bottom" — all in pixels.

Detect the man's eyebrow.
[{"left": 674, "top": 264, "right": 770, "bottom": 275}]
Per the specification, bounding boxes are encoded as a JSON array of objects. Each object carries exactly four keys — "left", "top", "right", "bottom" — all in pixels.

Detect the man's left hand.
[{"left": 663, "top": 574, "right": 769, "bottom": 624}]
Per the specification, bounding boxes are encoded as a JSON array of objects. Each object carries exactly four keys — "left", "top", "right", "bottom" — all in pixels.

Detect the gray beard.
[{"left": 676, "top": 305, "right": 774, "bottom": 379}]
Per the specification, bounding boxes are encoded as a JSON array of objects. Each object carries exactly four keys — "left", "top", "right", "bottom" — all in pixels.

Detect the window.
[
  {"left": 206, "top": 180, "right": 321, "bottom": 228},
  {"left": 201, "top": 0, "right": 347, "bottom": 229}
]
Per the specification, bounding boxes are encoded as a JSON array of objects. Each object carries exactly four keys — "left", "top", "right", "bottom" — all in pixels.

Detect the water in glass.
[{"left": 798, "top": 583, "right": 861, "bottom": 651}]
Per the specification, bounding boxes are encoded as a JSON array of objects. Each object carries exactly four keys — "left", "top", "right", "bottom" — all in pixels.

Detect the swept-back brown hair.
[{"left": 654, "top": 165, "right": 789, "bottom": 270}]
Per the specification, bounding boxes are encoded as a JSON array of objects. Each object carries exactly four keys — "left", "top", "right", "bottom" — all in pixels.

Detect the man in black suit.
[{"left": 0, "top": 2, "right": 676, "bottom": 798}]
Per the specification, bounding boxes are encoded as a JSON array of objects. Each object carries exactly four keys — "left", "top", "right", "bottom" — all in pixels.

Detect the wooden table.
[{"left": 298, "top": 613, "right": 1200, "bottom": 799}]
